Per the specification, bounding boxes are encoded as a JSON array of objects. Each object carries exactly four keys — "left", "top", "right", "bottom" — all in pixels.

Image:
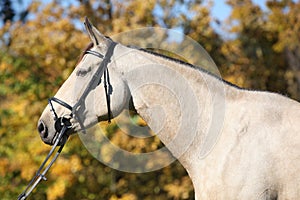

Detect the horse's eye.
[{"left": 76, "top": 67, "right": 91, "bottom": 77}]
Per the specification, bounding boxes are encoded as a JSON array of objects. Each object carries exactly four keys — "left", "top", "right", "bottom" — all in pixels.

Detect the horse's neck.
[{"left": 115, "top": 46, "right": 234, "bottom": 168}]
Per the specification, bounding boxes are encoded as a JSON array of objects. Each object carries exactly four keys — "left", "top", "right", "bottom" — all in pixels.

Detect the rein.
[
  {"left": 17, "top": 123, "right": 70, "bottom": 200},
  {"left": 17, "top": 41, "right": 117, "bottom": 199}
]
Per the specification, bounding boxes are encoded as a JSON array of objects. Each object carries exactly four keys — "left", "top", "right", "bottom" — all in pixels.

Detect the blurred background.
[{"left": 0, "top": 0, "right": 299, "bottom": 199}]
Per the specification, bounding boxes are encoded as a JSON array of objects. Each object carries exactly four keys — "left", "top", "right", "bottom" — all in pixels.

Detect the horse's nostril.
[{"left": 38, "top": 121, "right": 48, "bottom": 138}]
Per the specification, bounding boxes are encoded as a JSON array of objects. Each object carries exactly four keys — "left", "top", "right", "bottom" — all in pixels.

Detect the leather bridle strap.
[
  {"left": 85, "top": 50, "right": 104, "bottom": 59},
  {"left": 48, "top": 97, "right": 73, "bottom": 121},
  {"left": 72, "top": 41, "right": 117, "bottom": 125},
  {"left": 103, "top": 68, "right": 112, "bottom": 122}
]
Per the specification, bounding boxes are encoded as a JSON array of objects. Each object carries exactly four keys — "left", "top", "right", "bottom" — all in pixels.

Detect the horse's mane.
[
  {"left": 76, "top": 42, "right": 94, "bottom": 65},
  {"left": 135, "top": 47, "right": 240, "bottom": 89}
]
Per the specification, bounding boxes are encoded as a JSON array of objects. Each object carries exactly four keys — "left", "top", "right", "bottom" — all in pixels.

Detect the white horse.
[{"left": 38, "top": 18, "right": 300, "bottom": 199}]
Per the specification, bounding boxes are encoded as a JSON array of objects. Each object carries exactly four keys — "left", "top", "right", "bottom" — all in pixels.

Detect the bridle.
[
  {"left": 18, "top": 41, "right": 117, "bottom": 200},
  {"left": 50, "top": 40, "right": 117, "bottom": 133}
]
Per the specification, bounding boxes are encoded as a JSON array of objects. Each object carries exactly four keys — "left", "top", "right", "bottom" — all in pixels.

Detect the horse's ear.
[{"left": 84, "top": 17, "right": 109, "bottom": 47}]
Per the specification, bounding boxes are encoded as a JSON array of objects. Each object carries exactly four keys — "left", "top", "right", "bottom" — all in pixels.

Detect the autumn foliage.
[{"left": 0, "top": 0, "right": 299, "bottom": 199}]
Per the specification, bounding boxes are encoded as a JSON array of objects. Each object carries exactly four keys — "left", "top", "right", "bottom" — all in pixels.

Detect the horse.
[{"left": 37, "top": 18, "right": 300, "bottom": 199}]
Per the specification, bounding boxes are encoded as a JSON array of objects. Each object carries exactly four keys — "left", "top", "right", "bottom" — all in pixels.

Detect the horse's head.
[{"left": 37, "top": 18, "right": 130, "bottom": 145}]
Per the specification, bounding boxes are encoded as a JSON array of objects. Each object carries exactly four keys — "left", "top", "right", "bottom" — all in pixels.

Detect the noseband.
[{"left": 18, "top": 41, "right": 117, "bottom": 200}]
